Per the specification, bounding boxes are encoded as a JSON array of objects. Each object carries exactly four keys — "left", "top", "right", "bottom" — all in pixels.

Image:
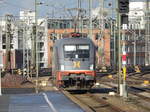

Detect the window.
[
  {"left": 78, "top": 45, "right": 89, "bottom": 50},
  {"left": 2, "top": 45, "right": 6, "bottom": 49},
  {"left": 2, "top": 34, "right": 6, "bottom": 44},
  {"left": 64, "top": 44, "right": 90, "bottom": 59},
  {"left": 64, "top": 45, "right": 76, "bottom": 51}
]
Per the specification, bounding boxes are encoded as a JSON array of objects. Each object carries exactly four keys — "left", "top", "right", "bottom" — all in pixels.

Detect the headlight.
[
  {"left": 90, "top": 64, "right": 93, "bottom": 70},
  {"left": 61, "top": 65, "right": 64, "bottom": 70}
]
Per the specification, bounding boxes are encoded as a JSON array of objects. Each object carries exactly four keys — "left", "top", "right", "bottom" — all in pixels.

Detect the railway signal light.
[
  {"left": 121, "top": 14, "right": 128, "bottom": 25},
  {"left": 122, "top": 51, "right": 127, "bottom": 65},
  {"left": 71, "top": 32, "right": 81, "bottom": 37},
  {"left": 118, "top": 0, "right": 129, "bottom": 13}
]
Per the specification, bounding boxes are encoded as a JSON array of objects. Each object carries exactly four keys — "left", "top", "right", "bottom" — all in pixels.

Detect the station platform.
[{"left": 0, "top": 91, "right": 84, "bottom": 112}]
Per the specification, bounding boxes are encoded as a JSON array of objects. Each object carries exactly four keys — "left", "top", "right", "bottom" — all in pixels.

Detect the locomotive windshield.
[{"left": 64, "top": 44, "right": 89, "bottom": 59}]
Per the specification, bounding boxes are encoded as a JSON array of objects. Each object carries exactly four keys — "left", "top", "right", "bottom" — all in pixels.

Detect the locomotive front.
[{"left": 53, "top": 36, "right": 96, "bottom": 90}]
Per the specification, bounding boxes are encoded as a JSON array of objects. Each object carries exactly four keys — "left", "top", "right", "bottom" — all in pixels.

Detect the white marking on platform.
[{"left": 43, "top": 93, "right": 58, "bottom": 112}]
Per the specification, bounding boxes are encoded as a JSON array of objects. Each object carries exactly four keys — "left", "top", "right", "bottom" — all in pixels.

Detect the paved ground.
[{"left": 0, "top": 91, "right": 84, "bottom": 112}]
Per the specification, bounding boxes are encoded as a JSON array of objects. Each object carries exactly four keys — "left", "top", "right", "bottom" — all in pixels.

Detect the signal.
[
  {"left": 71, "top": 32, "right": 81, "bottom": 37},
  {"left": 121, "top": 14, "right": 128, "bottom": 25},
  {"left": 118, "top": 0, "right": 129, "bottom": 13}
]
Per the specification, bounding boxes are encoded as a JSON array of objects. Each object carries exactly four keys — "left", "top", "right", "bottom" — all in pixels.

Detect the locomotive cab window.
[
  {"left": 64, "top": 45, "right": 89, "bottom": 59},
  {"left": 64, "top": 45, "right": 76, "bottom": 51}
]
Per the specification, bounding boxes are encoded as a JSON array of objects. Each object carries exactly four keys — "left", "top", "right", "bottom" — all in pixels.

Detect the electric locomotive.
[{"left": 52, "top": 33, "right": 96, "bottom": 90}]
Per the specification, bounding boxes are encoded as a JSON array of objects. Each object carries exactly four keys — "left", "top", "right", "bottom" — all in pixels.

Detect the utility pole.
[
  {"left": 32, "top": 24, "right": 36, "bottom": 70},
  {"left": 113, "top": 20, "right": 117, "bottom": 70},
  {"left": 77, "top": 0, "right": 85, "bottom": 34},
  {"left": 77, "top": 0, "right": 81, "bottom": 32},
  {"left": 100, "top": 0, "right": 104, "bottom": 32},
  {"left": 118, "top": 12, "right": 122, "bottom": 95},
  {"left": 5, "top": 14, "right": 13, "bottom": 72},
  {"left": 118, "top": 0, "right": 129, "bottom": 98},
  {"left": 31, "top": 1, "right": 37, "bottom": 69},
  {"left": 99, "top": 0, "right": 105, "bottom": 66},
  {"left": 89, "top": 0, "right": 92, "bottom": 39},
  {"left": 109, "top": 0, "right": 117, "bottom": 69},
  {"left": 145, "top": 0, "right": 150, "bottom": 65},
  {"left": 23, "top": 24, "right": 26, "bottom": 77},
  {"left": 133, "top": 31, "right": 136, "bottom": 66},
  {"left": 148, "top": 0, "right": 150, "bottom": 65},
  {"left": 121, "top": 24, "right": 128, "bottom": 98},
  {"left": 23, "top": 23, "right": 30, "bottom": 78},
  {"left": 35, "top": 0, "right": 39, "bottom": 93}
]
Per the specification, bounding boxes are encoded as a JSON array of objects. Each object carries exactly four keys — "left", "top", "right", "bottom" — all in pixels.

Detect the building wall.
[
  {"left": 0, "top": 18, "right": 21, "bottom": 51},
  {"left": 129, "top": 1, "right": 150, "bottom": 29},
  {"left": 1, "top": 50, "right": 23, "bottom": 69},
  {"left": 20, "top": 10, "right": 35, "bottom": 25},
  {"left": 129, "top": 2, "right": 146, "bottom": 29}
]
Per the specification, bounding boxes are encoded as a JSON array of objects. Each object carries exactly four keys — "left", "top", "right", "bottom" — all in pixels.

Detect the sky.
[
  {"left": 0, "top": 0, "right": 116, "bottom": 18},
  {"left": 0, "top": 0, "right": 147, "bottom": 18}
]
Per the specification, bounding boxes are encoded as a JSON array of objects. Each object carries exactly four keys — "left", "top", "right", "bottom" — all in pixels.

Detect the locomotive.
[{"left": 52, "top": 33, "right": 96, "bottom": 90}]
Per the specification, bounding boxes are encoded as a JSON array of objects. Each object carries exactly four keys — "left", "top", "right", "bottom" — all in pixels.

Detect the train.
[{"left": 52, "top": 33, "right": 96, "bottom": 90}]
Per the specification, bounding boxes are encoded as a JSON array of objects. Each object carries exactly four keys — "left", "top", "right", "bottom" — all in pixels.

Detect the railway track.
[
  {"left": 130, "top": 86, "right": 150, "bottom": 93},
  {"left": 128, "top": 75, "right": 150, "bottom": 82},
  {"left": 100, "top": 82, "right": 150, "bottom": 102},
  {"left": 97, "top": 71, "right": 150, "bottom": 92},
  {"left": 62, "top": 90, "right": 126, "bottom": 112},
  {"left": 96, "top": 82, "right": 150, "bottom": 112}
]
